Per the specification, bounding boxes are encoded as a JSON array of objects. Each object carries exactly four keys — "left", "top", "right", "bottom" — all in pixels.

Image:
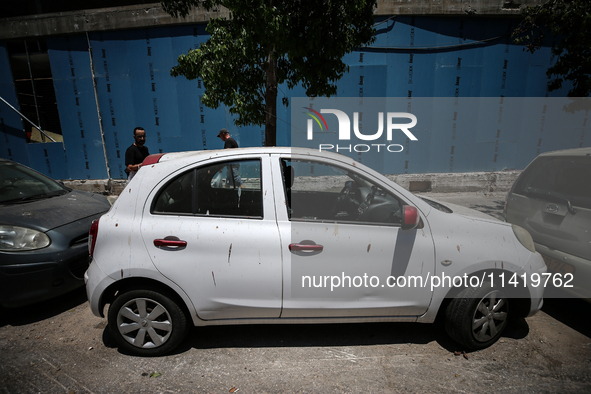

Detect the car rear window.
[{"left": 513, "top": 155, "right": 591, "bottom": 210}]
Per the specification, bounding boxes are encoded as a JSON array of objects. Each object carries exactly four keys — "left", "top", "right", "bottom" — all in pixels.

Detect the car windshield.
[
  {"left": 514, "top": 155, "right": 591, "bottom": 210},
  {"left": 0, "top": 161, "right": 68, "bottom": 204}
]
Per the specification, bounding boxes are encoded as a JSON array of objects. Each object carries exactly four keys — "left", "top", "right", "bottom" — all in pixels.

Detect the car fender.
[
  {"left": 417, "top": 209, "right": 545, "bottom": 322},
  {"left": 86, "top": 261, "right": 203, "bottom": 325},
  {"left": 90, "top": 190, "right": 203, "bottom": 324}
]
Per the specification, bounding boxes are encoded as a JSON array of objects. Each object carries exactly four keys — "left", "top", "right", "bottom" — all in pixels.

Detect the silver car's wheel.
[
  {"left": 116, "top": 297, "right": 172, "bottom": 348},
  {"left": 108, "top": 289, "right": 189, "bottom": 356},
  {"left": 471, "top": 290, "right": 508, "bottom": 343},
  {"left": 445, "top": 281, "right": 510, "bottom": 350}
]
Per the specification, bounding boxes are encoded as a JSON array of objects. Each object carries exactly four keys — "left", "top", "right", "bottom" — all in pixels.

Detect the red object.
[
  {"left": 143, "top": 153, "right": 166, "bottom": 166},
  {"left": 154, "top": 239, "right": 187, "bottom": 247},
  {"left": 289, "top": 243, "right": 324, "bottom": 252},
  {"left": 404, "top": 206, "right": 419, "bottom": 227}
]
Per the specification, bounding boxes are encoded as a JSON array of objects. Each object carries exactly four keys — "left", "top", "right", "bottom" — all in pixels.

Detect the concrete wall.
[{"left": 0, "top": 1, "right": 545, "bottom": 40}]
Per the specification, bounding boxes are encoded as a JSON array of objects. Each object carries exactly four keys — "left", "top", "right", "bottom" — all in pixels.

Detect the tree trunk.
[{"left": 265, "top": 49, "right": 277, "bottom": 147}]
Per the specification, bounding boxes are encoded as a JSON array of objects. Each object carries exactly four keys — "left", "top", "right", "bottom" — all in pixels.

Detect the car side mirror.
[{"left": 401, "top": 205, "right": 420, "bottom": 230}]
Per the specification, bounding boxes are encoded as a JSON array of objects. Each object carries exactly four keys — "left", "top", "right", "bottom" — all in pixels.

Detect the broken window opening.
[{"left": 6, "top": 38, "right": 63, "bottom": 143}]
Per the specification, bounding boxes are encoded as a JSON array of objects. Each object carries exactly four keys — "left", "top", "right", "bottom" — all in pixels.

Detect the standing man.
[
  {"left": 216, "top": 128, "right": 242, "bottom": 187},
  {"left": 217, "top": 128, "right": 239, "bottom": 149},
  {"left": 125, "top": 127, "right": 149, "bottom": 182}
]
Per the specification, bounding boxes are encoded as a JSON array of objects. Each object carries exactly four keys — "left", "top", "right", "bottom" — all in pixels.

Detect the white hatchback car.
[{"left": 86, "top": 148, "right": 546, "bottom": 356}]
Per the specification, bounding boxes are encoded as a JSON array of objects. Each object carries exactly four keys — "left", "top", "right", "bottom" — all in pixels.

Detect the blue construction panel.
[
  {"left": 275, "top": 92, "right": 292, "bottom": 147},
  {"left": 125, "top": 28, "right": 182, "bottom": 154},
  {"left": 89, "top": 31, "right": 136, "bottom": 179},
  {"left": 47, "top": 35, "right": 107, "bottom": 180},
  {"left": 26, "top": 142, "right": 69, "bottom": 180},
  {"left": 170, "top": 25, "right": 208, "bottom": 151},
  {"left": 292, "top": 97, "right": 589, "bottom": 175},
  {"left": 337, "top": 65, "right": 387, "bottom": 97},
  {"left": 401, "top": 100, "right": 432, "bottom": 174},
  {"left": 0, "top": 42, "right": 30, "bottom": 166}
]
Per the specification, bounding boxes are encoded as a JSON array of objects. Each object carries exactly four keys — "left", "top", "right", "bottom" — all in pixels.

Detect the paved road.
[{"left": 1, "top": 192, "right": 590, "bottom": 393}]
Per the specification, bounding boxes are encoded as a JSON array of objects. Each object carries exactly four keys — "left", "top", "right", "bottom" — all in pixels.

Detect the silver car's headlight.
[
  {"left": 0, "top": 225, "right": 51, "bottom": 251},
  {"left": 511, "top": 224, "right": 536, "bottom": 253}
]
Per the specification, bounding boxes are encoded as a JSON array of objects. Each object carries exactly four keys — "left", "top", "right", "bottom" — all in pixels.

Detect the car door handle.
[
  {"left": 154, "top": 237, "right": 187, "bottom": 250},
  {"left": 289, "top": 241, "right": 323, "bottom": 256}
]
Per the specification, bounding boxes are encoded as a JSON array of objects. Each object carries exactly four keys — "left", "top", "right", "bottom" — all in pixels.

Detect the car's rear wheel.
[
  {"left": 108, "top": 289, "right": 189, "bottom": 356},
  {"left": 445, "top": 282, "right": 509, "bottom": 350}
]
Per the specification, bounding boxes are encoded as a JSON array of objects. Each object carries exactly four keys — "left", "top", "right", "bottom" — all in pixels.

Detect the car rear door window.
[
  {"left": 152, "top": 159, "right": 263, "bottom": 218},
  {"left": 152, "top": 169, "right": 195, "bottom": 214}
]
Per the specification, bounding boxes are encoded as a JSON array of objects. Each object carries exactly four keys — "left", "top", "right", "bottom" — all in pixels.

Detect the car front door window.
[{"left": 282, "top": 159, "right": 403, "bottom": 226}]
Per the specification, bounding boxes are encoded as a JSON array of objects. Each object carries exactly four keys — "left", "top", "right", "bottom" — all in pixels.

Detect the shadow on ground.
[
  {"left": 542, "top": 289, "right": 591, "bottom": 338},
  {"left": 104, "top": 316, "right": 529, "bottom": 357},
  {"left": 0, "top": 286, "right": 88, "bottom": 327}
]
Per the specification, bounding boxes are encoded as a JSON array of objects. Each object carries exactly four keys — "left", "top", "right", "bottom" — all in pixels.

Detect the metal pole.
[
  {"left": 0, "top": 95, "right": 56, "bottom": 142},
  {"left": 25, "top": 41, "right": 43, "bottom": 142},
  {"left": 86, "top": 32, "right": 111, "bottom": 182}
]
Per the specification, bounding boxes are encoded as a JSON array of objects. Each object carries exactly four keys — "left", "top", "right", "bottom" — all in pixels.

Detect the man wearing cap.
[
  {"left": 217, "top": 128, "right": 239, "bottom": 149},
  {"left": 216, "top": 128, "right": 242, "bottom": 187}
]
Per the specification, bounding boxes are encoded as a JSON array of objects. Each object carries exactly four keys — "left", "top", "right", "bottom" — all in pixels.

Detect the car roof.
[
  {"left": 155, "top": 147, "right": 354, "bottom": 164},
  {"left": 537, "top": 147, "right": 591, "bottom": 157}
]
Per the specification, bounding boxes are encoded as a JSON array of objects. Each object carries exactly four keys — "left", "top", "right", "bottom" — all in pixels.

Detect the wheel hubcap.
[
  {"left": 117, "top": 298, "right": 172, "bottom": 349},
  {"left": 471, "top": 290, "right": 508, "bottom": 343}
]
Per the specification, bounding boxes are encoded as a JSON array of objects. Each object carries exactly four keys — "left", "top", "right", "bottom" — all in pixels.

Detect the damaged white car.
[{"left": 85, "top": 148, "right": 546, "bottom": 356}]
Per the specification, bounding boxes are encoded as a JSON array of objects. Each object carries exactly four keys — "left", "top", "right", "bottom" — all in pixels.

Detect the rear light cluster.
[{"left": 89, "top": 219, "right": 99, "bottom": 257}]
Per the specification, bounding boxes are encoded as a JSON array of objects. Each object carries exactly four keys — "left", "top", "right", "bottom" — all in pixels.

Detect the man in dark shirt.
[
  {"left": 216, "top": 128, "right": 242, "bottom": 187},
  {"left": 217, "top": 128, "right": 239, "bottom": 149},
  {"left": 125, "top": 127, "right": 149, "bottom": 181}
]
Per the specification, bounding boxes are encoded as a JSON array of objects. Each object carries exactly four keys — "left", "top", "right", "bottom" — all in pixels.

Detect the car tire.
[
  {"left": 445, "top": 282, "right": 509, "bottom": 350},
  {"left": 108, "top": 289, "right": 189, "bottom": 356}
]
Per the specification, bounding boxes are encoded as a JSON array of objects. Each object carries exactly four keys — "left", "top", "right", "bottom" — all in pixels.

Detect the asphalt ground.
[{"left": 1, "top": 192, "right": 590, "bottom": 393}]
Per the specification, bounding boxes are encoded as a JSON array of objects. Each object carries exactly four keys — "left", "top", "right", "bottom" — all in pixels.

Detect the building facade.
[{"left": 0, "top": 1, "right": 588, "bottom": 181}]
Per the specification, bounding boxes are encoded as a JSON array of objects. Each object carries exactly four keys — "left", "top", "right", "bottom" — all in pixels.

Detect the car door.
[
  {"left": 273, "top": 155, "right": 435, "bottom": 318},
  {"left": 140, "top": 155, "right": 283, "bottom": 320}
]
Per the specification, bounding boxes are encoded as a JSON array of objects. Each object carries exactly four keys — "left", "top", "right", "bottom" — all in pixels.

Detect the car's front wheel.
[
  {"left": 445, "top": 282, "right": 509, "bottom": 350},
  {"left": 108, "top": 289, "right": 189, "bottom": 356}
]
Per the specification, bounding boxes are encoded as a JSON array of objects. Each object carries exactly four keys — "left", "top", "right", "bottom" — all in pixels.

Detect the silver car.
[{"left": 505, "top": 147, "right": 591, "bottom": 299}]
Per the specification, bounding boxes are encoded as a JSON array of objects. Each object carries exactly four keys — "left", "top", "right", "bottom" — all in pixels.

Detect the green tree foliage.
[
  {"left": 161, "top": 0, "right": 377, "bottom": 146},
  {"left": 513, "top": 0, "right": 591, "bottom": 97}
]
